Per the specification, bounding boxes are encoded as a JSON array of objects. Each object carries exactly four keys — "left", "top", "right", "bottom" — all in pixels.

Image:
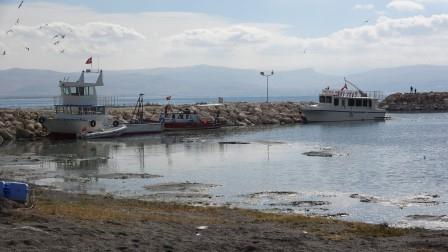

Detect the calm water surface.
[{"left": 1, "top": 113, "right": 448, "bottom": 229}]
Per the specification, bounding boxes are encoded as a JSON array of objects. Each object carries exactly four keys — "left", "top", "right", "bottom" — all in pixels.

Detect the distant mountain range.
[{"left": 0, "top": 65, "right": 447, "bottom": 98}]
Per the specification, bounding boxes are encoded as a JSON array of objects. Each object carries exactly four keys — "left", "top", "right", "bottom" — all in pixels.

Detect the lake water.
[{"left": 1, "top": 113, "right": 448, "bottom": 229}]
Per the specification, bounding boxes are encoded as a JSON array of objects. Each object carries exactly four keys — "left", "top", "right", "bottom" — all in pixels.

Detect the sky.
[{"left": 1, "top": 0, "right": 448, "bottom": 74}]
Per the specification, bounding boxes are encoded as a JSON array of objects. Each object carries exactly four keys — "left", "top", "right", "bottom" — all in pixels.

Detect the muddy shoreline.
[{"left": 1, "top": 187, "right": 448, "bottom": 252}]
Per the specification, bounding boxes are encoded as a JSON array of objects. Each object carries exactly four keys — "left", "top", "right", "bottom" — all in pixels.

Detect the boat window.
[
  {"left": 333, "top": 98, "right": 339, "bottom": 106},
  {"left": 179, "top": 114, "right": 184, "bottom": 119},
  {"left": 77, "top": 87, "right": 85, "bottom": 96},
  {"left": 186, "top": 114, "right": 189, "bottom": 119},
  {"left": 348, "top": 99, "right": 354, "bottom": 106},
  {"left": 342, "top": 99, "right": 346, "bottom": 107},
  {"left": 172, "top": 114, "right": 175, "bottom": 119},
  {"left": 368, "top": 100, "right": 372, "bottom": 107},
  {"left": 325, "top": 96, "right": 332, "bottom": 103},
  {"left": 363, "top": 99, "right": 368, "bottom": 107},
  {"left": 319, "top": 96, "right": 325, "bottom": 103},
  {"left": 356, "top": 99, "right": 362, "bottom": 107}
]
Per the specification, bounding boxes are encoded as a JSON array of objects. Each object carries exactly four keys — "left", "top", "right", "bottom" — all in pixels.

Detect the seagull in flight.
[{"left": 18, "top": 1, "right": 24, "bottom": 9}]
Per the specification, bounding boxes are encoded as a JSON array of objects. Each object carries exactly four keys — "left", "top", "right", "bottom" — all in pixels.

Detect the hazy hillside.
[{"left": 0, "top": 65, "right": 447, "bottom": 98}]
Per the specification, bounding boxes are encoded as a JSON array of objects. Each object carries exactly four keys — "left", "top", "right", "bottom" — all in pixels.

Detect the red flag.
[{"left": 85, "top": 57, "right": 92, "bottom": 64}]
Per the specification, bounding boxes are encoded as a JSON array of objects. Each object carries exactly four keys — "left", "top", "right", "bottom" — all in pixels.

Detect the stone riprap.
[
  {"left": 109, "top": 102, "right": 304, "bottom": 126},
  {"left": 0, "top": 102, "right": 304, "bottom": 144},
  {"left": 0, "top": 109, "right": 51, "bottom": 144},
  {"left": 380, "top": 92, "right": 448, "bottom": 112}
]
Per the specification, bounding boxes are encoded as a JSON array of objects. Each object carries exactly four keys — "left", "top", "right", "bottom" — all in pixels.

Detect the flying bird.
[
  {"left": 2, "top": 50, "right": 6, "bottom": 55},
  {"left": 15, "top": 18, "right": 20, "bottom": 25},
  {"left": 53, "top": 40, "right": 60, "bottom": 45},
  {"left": 6, "top": 29, "right": 14, "bottom": 34},
  {"left": 60, "top": 34, "right": 66, "bottom": 39},
  {"left": 18, "top": 1, "right": 24, "bottom": 9},
  {"left": 25, "top": 46, "right": 30, "bottom": 51},
  {"left": 53, "top": 34, "right": 59, "bottom": 39},
  {"left": 60, "top": 49, "right": 65, "bottom": 54}
]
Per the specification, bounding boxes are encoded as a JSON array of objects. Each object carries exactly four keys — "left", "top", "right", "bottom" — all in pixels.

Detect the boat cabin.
[
  {"left": 55, "top": 70, "right": 106, "bottom": 118},
  {"left": 317, "top": 85, "right": 383, "bottom": 110}
]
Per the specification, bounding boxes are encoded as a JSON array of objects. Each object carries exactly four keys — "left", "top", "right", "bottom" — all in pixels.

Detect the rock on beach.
[{"left": 380, "top": 92, "right": 448, "bottom": 112}]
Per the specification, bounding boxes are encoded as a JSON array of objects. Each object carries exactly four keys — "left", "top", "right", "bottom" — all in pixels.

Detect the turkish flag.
[{"left": 85, "top": 57, "right": 92, "bottom": 64}]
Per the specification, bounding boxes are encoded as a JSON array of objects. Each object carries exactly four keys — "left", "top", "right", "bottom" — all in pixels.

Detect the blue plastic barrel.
[
  {"left": 0, "top": 181, "right": 4, "bottom": 198},
  {"left": 3, "top": 182, "right": 29, "bottom": 203}
]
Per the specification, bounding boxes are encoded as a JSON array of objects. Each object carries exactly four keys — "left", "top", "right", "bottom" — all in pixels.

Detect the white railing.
[
  {"left": 321, "top": 90, "right": 384, "bottom": 99},
  {"left": 53, "top": 96, "right": 120, "bottom": 106}
]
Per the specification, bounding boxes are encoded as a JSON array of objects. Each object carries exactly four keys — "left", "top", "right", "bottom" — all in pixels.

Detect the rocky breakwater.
[
  {"left": 0, "top": 109, "right": 48, "bottom": 145},
  {"left": 109, "top": 102, "right": 305, "bottom": 127},
  {"left": 380, "top": 92, "right": 448, "bottom": 112}
]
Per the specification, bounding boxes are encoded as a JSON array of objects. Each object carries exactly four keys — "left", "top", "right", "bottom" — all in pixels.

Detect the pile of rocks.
[
  {"left": 380, "top": 92, "right": 448, "bottom": 112},
  {"left": 109, "top": 102, "right": 304, "bottom": 127},
  {"left": 0, "top": 110, "right": 48, "bottom": 145}
]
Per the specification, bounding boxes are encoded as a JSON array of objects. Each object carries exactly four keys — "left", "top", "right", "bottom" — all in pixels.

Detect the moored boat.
[
  {"left": 117, "top": 94, "right": 163, "bottom": 135},
  {"left": 39, "top": 68, "right": 111, "bottom": 138},
  {"left": 160, "top": 106, "right": 223, "bottom": 131},
  {"left": 301, "top": 78, "right": 387, "bottom": 122}
]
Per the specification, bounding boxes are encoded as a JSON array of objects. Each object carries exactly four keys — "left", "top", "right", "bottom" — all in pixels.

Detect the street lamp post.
[{"left": 260, "top": 70, "right": 274, "bottom": 103}]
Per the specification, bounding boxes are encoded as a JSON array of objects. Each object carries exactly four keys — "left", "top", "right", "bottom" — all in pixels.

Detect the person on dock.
[
  {"left": 410, "top": 86, "right": 414, "bottom": 93},
  {"left": 415, "top": 88, "right": 417, "bottom": 94}
]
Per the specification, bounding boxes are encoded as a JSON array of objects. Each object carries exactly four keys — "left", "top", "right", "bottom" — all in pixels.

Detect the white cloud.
[
  {"left": 387, "top": 1, "right": 425, "bottom": 12},
  {"left": 1, "top": 2, "right": 448, "bottom": 74},
  {"left": 353, "top": 4, "right": 375, "bottom": 10},
  {"left": 168, "top": 25, "right": 272, "bottom": 47}
]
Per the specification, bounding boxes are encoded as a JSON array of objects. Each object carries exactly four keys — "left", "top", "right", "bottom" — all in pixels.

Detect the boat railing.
[
  {"left": 53, "top": 96, "right": 120, "bottom": 106},
  {"left": 321, "top": 90, "right": 384, "bottom": 99}
]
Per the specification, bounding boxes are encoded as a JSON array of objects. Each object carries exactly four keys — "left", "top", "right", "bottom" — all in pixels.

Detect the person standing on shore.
[
  {"left": 410, "top": 86, "right": 414, "bottom": 93},
  {"left": 415, "top": 88, "right": 417, "bottom": 94}
]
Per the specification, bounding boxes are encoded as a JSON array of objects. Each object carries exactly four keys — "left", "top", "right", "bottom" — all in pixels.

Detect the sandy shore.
[{"left": 0, "top": 187, "right": 447, "bottom": 252}]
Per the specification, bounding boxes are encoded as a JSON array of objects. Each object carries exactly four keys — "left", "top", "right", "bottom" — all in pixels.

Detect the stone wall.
[{"left": 379, "top": 92, "right": 448, "bottom": 112}]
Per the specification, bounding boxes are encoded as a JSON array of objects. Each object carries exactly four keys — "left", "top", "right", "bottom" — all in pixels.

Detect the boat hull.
[
  {"left": 122, "top": 123, "right": 164, "bottom": 134},
  {"left": 164, "top": 122, "right": 222, "bottom": 131},
  {"left": 44, "top": 118, "right": 105, "bottom": 137},
  {"left": 302, "top": 108, "right": 386, "bottom": 122}
]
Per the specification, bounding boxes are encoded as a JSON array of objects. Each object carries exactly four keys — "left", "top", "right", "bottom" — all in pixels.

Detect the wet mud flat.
[{"left": 1, "top": 188, "right": 448, "bottom": 251}]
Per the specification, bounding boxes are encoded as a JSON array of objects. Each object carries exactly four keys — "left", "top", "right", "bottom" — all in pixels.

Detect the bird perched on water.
[
  {"left": 25, "top": 47, "right": 30, "bottom": 51},
  {"left": 39, "top": 24, "right": 48, "bottom": 29},
  {"left": 18, "top": 1, "right": 24, "bottom": 9},
  {"left": 60, "top": 49, "right": 65, "bottom": 54},
  {"left": 53, "top": 34, "right": 59, "bottom": 39},
  {"left": 53, "top": 41, "right": 60, "bottom": 45},
  {"left": 2, "top": 50, "right": 6, "bottom": 55},
  {"left": 15, "top": 18, "right": 20, "bottom": 25}
]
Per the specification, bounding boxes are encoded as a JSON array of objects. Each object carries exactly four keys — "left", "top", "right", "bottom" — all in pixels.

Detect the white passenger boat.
[
  {"left": 301, "top": 79, "right": 387, "bottom": 122},
  {"left": 39, "top": 68, "right": 112, "bottom": 138}
]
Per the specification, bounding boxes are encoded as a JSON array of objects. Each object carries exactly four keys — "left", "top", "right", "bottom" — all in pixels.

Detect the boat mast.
[
  {"left": 131, "top": 93, "right": 144, "bottom": 124},
  {"left": 344, "top": 78, "right": 367, "bottom": 97}
]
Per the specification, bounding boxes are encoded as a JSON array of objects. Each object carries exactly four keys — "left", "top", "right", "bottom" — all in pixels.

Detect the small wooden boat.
[
  {"left": 81, "top": 125, "right": 127, "bottom": 139},
  {"left": 114, "top": 94, "right": 163, "bottom": 135}
]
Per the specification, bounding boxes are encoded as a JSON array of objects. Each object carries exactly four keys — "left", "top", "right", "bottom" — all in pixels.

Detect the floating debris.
[
  {"left": 303, "top": 151, "right": 333, "bottom": 157},
  {"left": 218, "top": 141, "right": 250, "bottom": 145}
]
